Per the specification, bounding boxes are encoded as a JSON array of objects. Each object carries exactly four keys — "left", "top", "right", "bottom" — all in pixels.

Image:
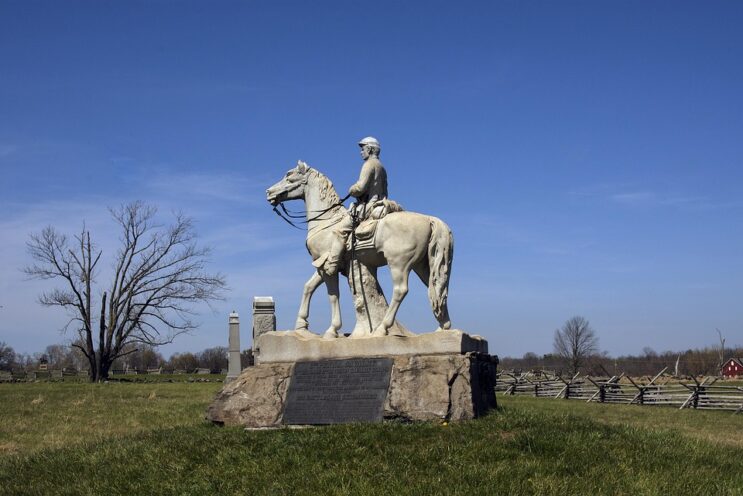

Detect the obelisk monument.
[{"left": 226, "top": 311, "right": 241, "bottom": 382}]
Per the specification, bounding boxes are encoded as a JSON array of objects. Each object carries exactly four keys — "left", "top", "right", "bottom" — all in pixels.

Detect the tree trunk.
[
  {"left": 97, "top": 292, "right": 107, "bottom": 382},
  {"left": 87, "top": 354, "right": 97, "bottom": 383},
  {"left": 98, "top": 359, "right": 110, "bottom": 382}
]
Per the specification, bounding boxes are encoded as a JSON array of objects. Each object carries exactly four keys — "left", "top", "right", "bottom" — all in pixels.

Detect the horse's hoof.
[
  {"left": 371, "top": 326, "right": 388, "bottom": 337},
  {"left": 295, "top": 320, "right": 309, "bottom": 331},
  {"left": 322, "top": 329, "right": 339, "bottom": 339},
  {"left": 435, "top": 322, "right": 452, "bottom": 331}
]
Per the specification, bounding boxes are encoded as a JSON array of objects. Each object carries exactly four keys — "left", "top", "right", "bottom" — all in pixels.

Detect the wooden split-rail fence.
[{"left": 496, "top": 367, "right": 743, "bottom": 414}]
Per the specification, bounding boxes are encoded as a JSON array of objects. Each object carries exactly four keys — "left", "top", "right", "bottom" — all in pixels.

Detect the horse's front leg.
[
  {"left": 321, "top": 272, "right": 342, "bottom": 339},
  {"left": 295, "top": 271, "right": 323, "bottom": 331}
]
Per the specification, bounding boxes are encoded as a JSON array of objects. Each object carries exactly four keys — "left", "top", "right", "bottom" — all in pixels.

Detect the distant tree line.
[
  {"left": 498, "top": 316, "right": 741, "bottom": 378},
  {"left": 0, "top": 341, "right": 254, "bottom": 374},
  {"left": 501, "top": 345, "right": 743, "bottom": 378}
]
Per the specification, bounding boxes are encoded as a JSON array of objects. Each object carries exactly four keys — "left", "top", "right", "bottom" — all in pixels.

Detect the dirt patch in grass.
[{"left": 0, "top": 442, "right": 19, "bottom": 455}]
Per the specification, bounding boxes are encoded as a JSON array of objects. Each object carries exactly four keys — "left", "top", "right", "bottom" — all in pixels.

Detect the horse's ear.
[{"left": 297, "top": 160, "right": 308, "bottom": 172}]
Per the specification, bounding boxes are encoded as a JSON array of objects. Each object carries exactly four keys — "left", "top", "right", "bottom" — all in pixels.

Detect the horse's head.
[{"left": 266, "top": 160, "right": 311, "bottom": 206}]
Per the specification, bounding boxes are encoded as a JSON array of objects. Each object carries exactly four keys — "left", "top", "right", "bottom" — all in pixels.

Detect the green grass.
[
  {"left": 0, "top": 382, "right": 218, "bottom": 455},
  {"left": 1, "top": 383, "right": 742, "bottom": 495},
  {"left": 500, "top": 394, "right": 743, "bottom": 447},
  {"left": 13, "top": 373, "right": 226, "bottom": 383}
]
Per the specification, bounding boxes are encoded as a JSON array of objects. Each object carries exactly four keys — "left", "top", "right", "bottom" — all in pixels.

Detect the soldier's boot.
[{"left": 313, "top": 232, "right": 346, "bottom": 276}]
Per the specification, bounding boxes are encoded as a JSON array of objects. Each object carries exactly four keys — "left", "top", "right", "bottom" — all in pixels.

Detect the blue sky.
[{"left": 1, "top": 0, "right": 742, "bottom": 357}]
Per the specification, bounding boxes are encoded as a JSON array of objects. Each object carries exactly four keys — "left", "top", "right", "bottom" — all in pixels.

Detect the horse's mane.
[{"left": 308, "top": 167, "right": 341, "bottom": 205}]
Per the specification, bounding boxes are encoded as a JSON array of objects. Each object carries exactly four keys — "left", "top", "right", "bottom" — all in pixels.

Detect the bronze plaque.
[{"left": 283, "top": 358, "right": 393, "bottom": 425}]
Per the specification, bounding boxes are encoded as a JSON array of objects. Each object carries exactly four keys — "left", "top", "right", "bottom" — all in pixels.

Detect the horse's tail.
[{"left": 427, "top": 217, "right": 453, "bottom": 329}]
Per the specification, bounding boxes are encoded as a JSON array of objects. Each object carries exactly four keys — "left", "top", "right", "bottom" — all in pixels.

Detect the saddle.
[{"left": 347, "top": 199, "right": 403, "bottom": 251}]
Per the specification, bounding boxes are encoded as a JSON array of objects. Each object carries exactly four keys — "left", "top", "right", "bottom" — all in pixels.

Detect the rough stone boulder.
[
  {"left": 206, "top": 353, "right": 497, "bottom": 427},
  {"left": 206, "top": 362, "right": 293, "bottom": 428}
]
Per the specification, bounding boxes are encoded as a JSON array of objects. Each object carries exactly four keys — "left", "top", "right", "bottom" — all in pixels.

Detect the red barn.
[{"left": 722, "top": 358, "right": 743, "bottom": 378}]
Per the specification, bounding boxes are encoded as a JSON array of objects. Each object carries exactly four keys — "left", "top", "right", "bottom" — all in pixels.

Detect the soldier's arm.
[{"left": 348, "top": 162, "right": 374, "bottom": 197}]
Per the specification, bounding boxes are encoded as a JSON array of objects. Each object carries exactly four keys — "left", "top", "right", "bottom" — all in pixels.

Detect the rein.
[{"left": 272, "top": 193, "right": 352, "bottom": 230}]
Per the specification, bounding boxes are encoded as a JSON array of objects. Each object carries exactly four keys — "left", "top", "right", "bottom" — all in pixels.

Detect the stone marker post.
[
  {"left": 253, "top": 297, "right": 276, "bottom": 361},
  {"left": 226, "top": 311, "right": 241, "bottom": 383}
]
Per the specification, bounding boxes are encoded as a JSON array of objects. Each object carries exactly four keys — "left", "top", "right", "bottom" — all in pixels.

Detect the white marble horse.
[{"left": 267, "top": 161, "right": 453, "bottom": 338}]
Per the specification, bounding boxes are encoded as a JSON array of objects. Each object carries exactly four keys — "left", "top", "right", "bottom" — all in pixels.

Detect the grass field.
[
  {"left": 1, "top": 383, "right": 742, "bottom": 495},
  {"left": 5, "top": 372, "right": 226, "bottom": 383}
]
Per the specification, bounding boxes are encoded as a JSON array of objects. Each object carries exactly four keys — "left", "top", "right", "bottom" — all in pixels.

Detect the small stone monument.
[
  {"left": 252, "top": 297, "right": 276, "bottom": 343},
  {"left": 226, "top": 311, "right": 241, "bottom": 383}
]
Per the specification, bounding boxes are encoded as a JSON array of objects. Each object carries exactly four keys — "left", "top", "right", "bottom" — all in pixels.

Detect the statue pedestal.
[
  {"left": 253, "top": 329, "right": 488, "bottom": 364},
  {"left": 206, "top": 351, "right": 498, "bottom": 428},
  {"left": 207, "top": 330, "right": 497, "bottom": 428}
]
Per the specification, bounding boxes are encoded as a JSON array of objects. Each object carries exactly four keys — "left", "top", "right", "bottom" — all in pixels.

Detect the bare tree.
[
  {"left": 716, "top": 328, "right": 726, "bottom": 371},
  {"left": 24, "top": 201, "right": 226, "bottom": 382},
  {"left": 197, "top": 346, "right": 228, "bottom": 373},
  {"left": 0, "top": 342, "right": 17, "bottom": 371},
  {"left": 167, "top": 351, "right": 200, "bottom": 372},
  {"left": 43, "top": 344, "right": 83, "bottom": 371},
  {"left": 553, "top": 316, "right": 599, "bottom": 375},
  {"left": 111, "top": 343, "right": 164, "bottom": 372}
]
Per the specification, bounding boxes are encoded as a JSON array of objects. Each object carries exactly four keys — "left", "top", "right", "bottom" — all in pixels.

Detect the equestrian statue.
[{"left": 266, "top": 137, "right": 453, "bottom": 338}]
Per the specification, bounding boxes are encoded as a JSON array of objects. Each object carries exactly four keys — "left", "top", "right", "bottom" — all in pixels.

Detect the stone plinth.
[
  {"left": 206, "top": 352, "right": 498, "bottom": 428},
  {"left": 252, "top": 296, "right": 276, "bottom": 340},
  {"left": 254, "top": 329, "right": 488, "bottom": 364}
]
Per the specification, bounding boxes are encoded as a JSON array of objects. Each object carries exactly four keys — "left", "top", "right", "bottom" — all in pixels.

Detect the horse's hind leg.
[
  {"left": 435, "top": 300, "right": 451, "bottom": 331},
  {"left": 413, "top": 260, "right": 430, "bottom": 287},
  {"left": 373, "top": 262, "right": 412, "bottom": 337},
  {"left": 295, "top": 271, "right": 323, "bottom": 331}
]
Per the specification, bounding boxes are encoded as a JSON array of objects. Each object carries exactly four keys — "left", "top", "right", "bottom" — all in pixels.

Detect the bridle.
[{"left": 271, "top": 192, "right": 352, "bottom": 230}]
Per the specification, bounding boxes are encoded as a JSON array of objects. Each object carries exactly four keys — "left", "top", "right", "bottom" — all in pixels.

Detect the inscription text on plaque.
[{"left": 283, "top": 358, "right": 393, "bottom": 425}]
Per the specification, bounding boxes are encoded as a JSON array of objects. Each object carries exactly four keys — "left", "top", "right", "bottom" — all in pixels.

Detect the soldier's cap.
[{"left": 358, "top": 136, "right": 381, "bottom": 149}]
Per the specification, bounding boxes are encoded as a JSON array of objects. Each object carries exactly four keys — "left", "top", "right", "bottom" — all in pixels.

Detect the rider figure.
[{"left": 317, "top": 136, "right": 388, "bottom": 276}]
